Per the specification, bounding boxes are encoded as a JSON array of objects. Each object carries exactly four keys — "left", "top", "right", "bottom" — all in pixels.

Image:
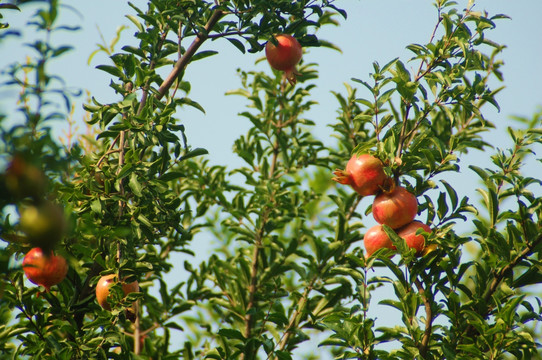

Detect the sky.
[{"left": 1, "top": 0, "right": 542, "bottom": 357}]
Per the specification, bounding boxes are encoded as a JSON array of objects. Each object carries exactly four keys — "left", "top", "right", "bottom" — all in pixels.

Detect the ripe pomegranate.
[
  {"left": 332, "top": 154, "right": 387, "bottom": 196},
  {"left": 372, "top": 186, "right": 417, "bottom": 229},
  {"left": 22, "top": 247, "right": 68, "bottom": 292},
  {"left": 363, "top": 224, "right": 395, "bottom": 257},
  {"left": 96, "top": 274, "right": 139, "bottom": 311},
  {"left": 265, "top": 34, "right": 302, "bottom": 84},
  {"left": 397, "top": 221, "right": 432, "bottom": 255}
]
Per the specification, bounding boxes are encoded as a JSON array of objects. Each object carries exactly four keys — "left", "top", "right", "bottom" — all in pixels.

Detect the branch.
[
  {"left": 157, "top": 9, "right": 224, "bottom": 101},
  {"left": 414, "top": 278, "right": 433, "bottom": 358},
  {"left": 271, "top": 277, "right": 317, "bottom": 359},
  {"left": 482, "top": 233, "right": 542, "bottom": 305},
  {"left": 241, "top": 207, "right": 270, "bottom": 360},
  {"left": 96, "top": 134, "right": 120, "bottom": 168},
  {"left": 137, "top": 30, "right": 168, "bottom": 115},
  {"left": 462, "top": 233, "right": 542, "bottom": 340},
  {"left": 243, "top": 241, "right": 261, "bottom": 337},
  {"left": 133, "top": 300, "right": 141, "bottom": 354},
  {"left": 207, "top": 30, "right": 248, "bottom": 39}
]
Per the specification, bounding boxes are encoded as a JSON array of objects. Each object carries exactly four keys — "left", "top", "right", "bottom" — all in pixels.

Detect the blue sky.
[{"left": 1, "top": 0, "right": 541, "bottom": 356}]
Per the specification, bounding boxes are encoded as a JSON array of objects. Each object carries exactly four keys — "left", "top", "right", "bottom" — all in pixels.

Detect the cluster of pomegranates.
[
  {"left": 9, "top": 153, "right": 137, "bottom": 311},
  {"left": 333, "top": 154, "right": 433, "bottom": 257},
  {"left": 22, "top": 247, "right": 137, "bottom": 313}
]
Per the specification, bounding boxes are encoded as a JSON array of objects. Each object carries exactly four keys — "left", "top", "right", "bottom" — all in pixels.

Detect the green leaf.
[
  {"left": 218, "top": 328, "right": 245, "bottom": 341},
  {"left": 95, "top": 64, "right": 124, "bottom": 78},
  {"left": 117, "top": 163, "right": 133, "bottom": 179},
  {"left": 122, "top": 45, "right": 146, "bottom": 58},
  {"left": 137, "top": 213, "right": 152, "bottom": 228},
  {"left": 90, "top": 199, "right": 102, "bottom": 214},
  {"left": 190, "top": 50, "right": 218, "bottom": 62},
  {"left": 469, "top": 165, "right": 489, "bottom": 181},
  {"left": 159, "top": 172, "right": 184, "bottom": 182},
  {"left": 175, "top": 97, "right": 206, "bottom": 113},
  {"left": 486, "top": 187, "right": 499, "bottom": 227},
  {"left": 394, "top": 60, "right": 411, "bottom": 82},
  {"left": 164, "top": 321, "right": 184, "bottom": 331},
  {"left": 513, "top": 265, "right": 542, "bottom": 288},
  {"left": 129, "top": 172, "right": 143, "bottom": 197},
  {"left": 180, "top": 147, "right": 208, "bottom": 161},
  {"left": 226, "top": 37, "right": 245, "bottom": 53},
  {"left": 125, "top": 14, "right": 144, "bottom": 32},
  {"left": 441, "top": 179, "right": 458, "bottom": 210},
  {"left": 437, "top": 191, "right": 449, "bottom": 219}
]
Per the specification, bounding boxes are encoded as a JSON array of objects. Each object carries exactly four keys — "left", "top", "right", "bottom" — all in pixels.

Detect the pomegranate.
[
  {"left": 265, "top": 34, "right": 302, "bottom": 84},
  {"left": 5, "top": 155, "right": 47, "bottom": 200},
  {"left": 397, "top": 221, "right": 432, "bottom": 255},
  {"left": 96, "top": 274, "right": 139, "bottom": 311},
  {"left": 363, "top": 224, "right": 395, "bottom": 257},
  {"left": 332, "top": 154, "right": 387, "bottom": 196},
  {"left": 19, "top": 201, "right": 66, "bottom": 252},
  {"left": 22, "top": 247, "right": 68, "bottom": 292},
  {"left": 372, "top": 186, "right": 417, "bottom": 229}
]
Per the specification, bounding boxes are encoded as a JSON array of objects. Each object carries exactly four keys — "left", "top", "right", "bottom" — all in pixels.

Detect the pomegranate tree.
[
  {"left": 372, "top": 186, "right": 417, "bottom": 229},
  {"left": 265, "top": 34, "right": 302, "bottom": 85},
  {"left": 332, "top": 154, "right": 387, "bottom": 196},
  {"left": 22, "top": 247, "right": 68, "bottom": 292}
]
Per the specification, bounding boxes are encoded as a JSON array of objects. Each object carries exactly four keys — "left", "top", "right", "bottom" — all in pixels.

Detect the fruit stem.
[{"left": 284, "top": 68, "right": 299, "bottom": 86}]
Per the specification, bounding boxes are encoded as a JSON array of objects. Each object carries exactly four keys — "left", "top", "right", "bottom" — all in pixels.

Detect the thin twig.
[
  {"left": 137, "top": 30, "right": 168, "bottom": 115},
  {"left": 269, "top": 277, "right": 317, "bottom": 360},
  {"left": 483, "top": 234, "right": 542, "bottom": 306},
  {"left": 461, "top": 233, "right": 542, "bottom": 341},
  {"left": 96, "top": 134, "right": 120, "bottom": 168},
  {"left": 134, "top": 301, "right": 141, "bottom": 354},
  {"left": 240, "top": 214, "right": 267, "bottom": 360}
]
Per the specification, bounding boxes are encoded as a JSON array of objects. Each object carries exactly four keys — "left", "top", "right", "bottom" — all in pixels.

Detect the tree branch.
[
  {"left": 157, "top": 9, "right": 224, "bottom": 101},
  {"left": 414, "top": 278, "right": 433, "bottom": 358},
  {"left": 482, "top": 233, "right": 542, "bottom": 306},
  {"left": 462, "top": 233, "right": 542, "bottom": 340},
  {"left": 240, "top": 213, "right": 268, "bottom": 360},
  {"left": 271, "top": 277, "right": 317, "bottom": 359}
]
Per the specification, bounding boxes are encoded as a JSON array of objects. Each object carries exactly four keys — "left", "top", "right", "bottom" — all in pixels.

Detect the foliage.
[{"left": 0, "top": 0, "right": 541, "bottom": 359}]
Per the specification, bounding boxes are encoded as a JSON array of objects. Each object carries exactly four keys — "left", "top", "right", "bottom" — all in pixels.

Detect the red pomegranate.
[
  {"left": 265, "top": 34, "right": 302, "bottom": 84},
  {"left": 364, "top": 224, "right": 395, "bottom": 257},
  {"left": 397, "top": 221, "right": 432, "bottom": 255},
  {"left": 23, "top": 247, "right": 68, "bottom": 292},
  {"left": 332, "top": 154, "right": 387, "bottom": 196},
  {"left": 96, "top": 274, "right": 139, "bottom": 311},
  {"left": 372, "top": 186, "right": 418, "bottom": 229}
]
